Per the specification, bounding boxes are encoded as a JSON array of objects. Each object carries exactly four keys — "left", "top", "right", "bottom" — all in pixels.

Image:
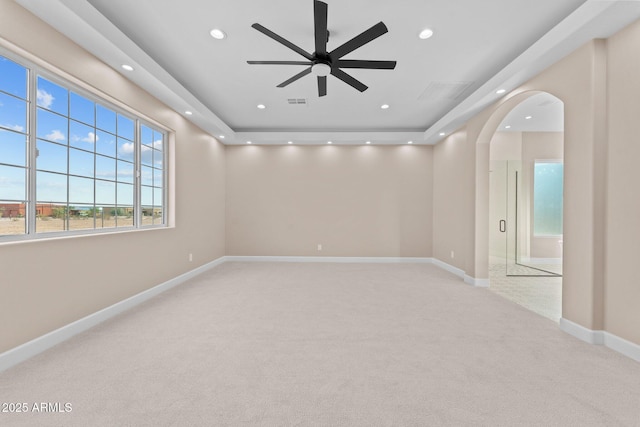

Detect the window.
[
  {"left": 0, "top": 52, "right": 166, "bottom": 240},
  {"left": 533, "top": 161, "right": 563, "bottom": 236}
]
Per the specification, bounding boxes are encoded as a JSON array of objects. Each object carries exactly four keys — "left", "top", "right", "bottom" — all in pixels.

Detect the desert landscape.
[{"left": 0, "top": 214, "right": 160, "bottom": 236}]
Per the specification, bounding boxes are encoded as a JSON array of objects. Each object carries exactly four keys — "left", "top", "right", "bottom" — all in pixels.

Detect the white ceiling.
[
  {"left": 14, "top": 0, "right": 640, "bottom": 145},
  {"left": 500, "top": 92, "right": 564, "bottom": 132}
]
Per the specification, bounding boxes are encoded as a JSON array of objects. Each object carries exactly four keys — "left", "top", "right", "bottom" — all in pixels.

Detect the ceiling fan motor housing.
[
  {"left": 312, "top": 62, "right": 331, "bottom": 76},
  {"left": 247, "top": 0, "right": 396, "bottom": 97}
]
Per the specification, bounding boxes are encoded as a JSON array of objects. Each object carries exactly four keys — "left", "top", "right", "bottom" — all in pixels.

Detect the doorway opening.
[{"left": 488, "top": 92, "right": 563, "bottom": 321}]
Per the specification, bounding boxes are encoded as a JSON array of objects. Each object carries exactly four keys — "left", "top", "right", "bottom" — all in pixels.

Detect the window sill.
[{"left": 0, "top": 224, "right": 173, "bottom": 247}]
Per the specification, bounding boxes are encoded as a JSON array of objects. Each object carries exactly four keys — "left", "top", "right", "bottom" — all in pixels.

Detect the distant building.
[{"left": 1, "top": 204, "right": 65, "bottom": 218}]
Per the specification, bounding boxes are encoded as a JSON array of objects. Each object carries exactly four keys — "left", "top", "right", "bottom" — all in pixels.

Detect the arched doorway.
[{"left": 480, "top": 91, "right": 564, "bottom": 321}]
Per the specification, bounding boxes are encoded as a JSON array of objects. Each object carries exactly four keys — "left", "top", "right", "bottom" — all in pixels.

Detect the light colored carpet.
[{"left": 1, "top": 262, "right": 639, "bottom": 426}]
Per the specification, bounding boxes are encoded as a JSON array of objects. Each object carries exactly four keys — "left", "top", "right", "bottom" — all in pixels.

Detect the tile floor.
[{"left": 488, "top": 259, "right": 562, "bottom": 322}]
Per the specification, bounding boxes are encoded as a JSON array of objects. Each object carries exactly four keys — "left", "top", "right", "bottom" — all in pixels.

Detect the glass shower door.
[{"left": 505, "top": 160, "right": 562, "bottom": 277}]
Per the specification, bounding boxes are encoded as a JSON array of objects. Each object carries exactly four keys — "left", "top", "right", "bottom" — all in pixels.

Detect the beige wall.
[
  {"left": 226, "top": 145, "right": 433, "bottom": 257},
  {"left": 490, "top": 131, "right": 523, "bottom": 161},
  {"left": 526, "top": 41, "right": 607, "bottom": 332},
  {"left": 436, "top": 19, "right": 640, "bottom": 346},
  {"left": 605, "top": 20, "right": 640, "bottom": 344},
  {"left": 436, "top": 41, "right": 605, "bottom": 329},
  {"left": 0, "top": 2, "right": 226, "bottom": 353},
  {"left": 2, "top": 1, "right": 639, "bottom": 355},
  {"left": 433, "top": 129, "right": 475, "bottom": 272}
]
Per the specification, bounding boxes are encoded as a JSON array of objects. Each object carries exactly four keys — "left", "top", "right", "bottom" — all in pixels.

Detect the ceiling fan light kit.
[
  {"left": 311, "top": 63, "right": 331, "bottom": 77},
  {"left": 247, "top": 0, "right": 396, "bottom": 97}
]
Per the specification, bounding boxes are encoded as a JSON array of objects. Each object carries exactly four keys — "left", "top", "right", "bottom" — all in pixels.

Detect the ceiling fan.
[{"left": 247, "top": 0, "right": 396, "bottom": 97}]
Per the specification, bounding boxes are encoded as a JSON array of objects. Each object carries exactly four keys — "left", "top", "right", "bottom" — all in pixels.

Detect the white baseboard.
[
  {"left": 464, "top": 275, "right": 490, "bottom": 287},
  {"left": 431, "top": 258, "right": 465, "bottom": 278},
  {"left": 0, "top": 255, "right": 433, "bottom": 372},
  {"left": 560, "top": 318, "right": 640, "bottom": 362},
  {"left": 228, "top": 256, "right": 492, "bottom": 287},
  {"left": 0, "top": 256, "right": 226, "bottom": 373},
  {"left": 604, "top": 332, "right": 640, "bottom": 362},
  {"left": 559, "top": 318, "right": 604, "bottom": 344},
  {"left": 5, "top": 255, "right": 637, "bottom": 371},
  {"left": 431, "top": 258, "right": 489, "bottom": 287},
  {"left": 224, "top": 255, "right": 433, "bottom": 264}
]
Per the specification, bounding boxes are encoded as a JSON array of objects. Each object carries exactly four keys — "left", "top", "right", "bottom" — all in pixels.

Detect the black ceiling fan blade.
[
  {"left": 318, "top": 76, "right": 327, "bottom": 97},
  {"left": 248, "top": 61, "right": 313, "bottom": 65},
  {"left": 277, "top": 67, "right": 313, "bottom": 88},
  {"left": 330, "top": 68, "right": 368, "bottom": 92},
  {"left": 336, "top": 60, "right": 396, "bottom": 70},
  {"left": 314, "top": 0, "right": 329, "bottom": 55},
  {"left": 251, "top": 23, "right": 314, "bottom": 61},
  {"left": 329, "top": 22, "right": 388, "bottom": 60}
]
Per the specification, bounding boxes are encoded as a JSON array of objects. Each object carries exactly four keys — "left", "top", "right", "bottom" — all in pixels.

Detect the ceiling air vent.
[
  {"left": 418, "top": 81, "right": 473, "bottom": 101},
  {"left": 287, "top": 98, "right": 308, "bottom": 105}
]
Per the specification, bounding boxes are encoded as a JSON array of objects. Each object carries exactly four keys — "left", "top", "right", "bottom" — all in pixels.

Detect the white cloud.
[
  {"left": 141, "top": 145, "right": 152, "bottom": 164},
  {"left": 118, "top": 141, "right": 162, "bottom": 163},
  {"left": 118, "top": 141, "right": 135, "bottom": 161},
  {"left": 120, "top": 141, "right": 135, "bottom": 154},
  {"left": 72, "top": 132, "right": 99, "bottom": 143},
  {"left": 37, "top": 89, "right": 54, "bottom": 109},
  {"left": 117, "top": 169, "right": 135, "bottom": 177},
  {"left": 46, "top": 130, "right": 66, "bottom": 142},
  {"left": 95, "top": 171, "right": 116, "bottom": 180},
  {"left": 84, "top": 132, "right": 99, "bottom": 143},
  {"left": 1, "top": 124, "right": 25, "bottom": 132},
  {"left": 154, "top": 140, "right": 164, "bottom": 166}
]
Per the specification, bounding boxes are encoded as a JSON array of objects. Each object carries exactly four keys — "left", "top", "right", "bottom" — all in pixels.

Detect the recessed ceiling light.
[
  {"left": 219, "top": 135, "right": 225, "bottom": 139},
  {"left": 257, "top": 104, "right": 266, "bottom": 109},
  {"left": 496, "top": 89, "right": 506, "bottom": 94},
  {"left": 505, "top": 125, "right": 511, "bottom": 129},
  {"left": 381, "top": 104, "right": 390, "bottom": 109},
  {"left": 121, "top": 64, "right": 134, "bottom": 71},
  {"left": 185, "top": 111, "right": 193, "bottom": 115},
  {"left": 408, "top": 141, "right": 413, "bottom": 144},
  {"left": 288, "top": 141, "right": 293, "bottom": 144},
  {"left": 366, "top": 141, "right": 371, "bottom": 144},
  {"left": 327, "top": 141, "right": 332, "bottom": 144},
  {"left": 525, "top": 116, "right": 532, "bottom": 120},
  {"left": 210, "top": 29, "right": 226, "bottom": 40},
  {"left": 419, "top": 28, "right": 434, "bottom": 39},
  {"left": 246, "top": 141, "right": 252, "bottom": 144},
  {"left": 439, "top": 132, "right": 445, "bottom": 136}
]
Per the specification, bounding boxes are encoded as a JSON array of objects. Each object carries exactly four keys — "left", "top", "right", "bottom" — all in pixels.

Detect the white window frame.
[{"left": 0, "top": 47, "right": 169, "bottom": 243}]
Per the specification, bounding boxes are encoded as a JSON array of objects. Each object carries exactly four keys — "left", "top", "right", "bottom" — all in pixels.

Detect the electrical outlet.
[
  {"left": 450, "top": 251, "right": 455, "bottom": 259},
  {"left": 189, "top": 253, "right": 193, "bottom": 262},
  {"left": 317, "top": 244, "right": 322, "bottom": 251}
]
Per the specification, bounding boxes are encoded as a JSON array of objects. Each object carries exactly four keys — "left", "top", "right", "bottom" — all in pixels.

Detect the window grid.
[
  {"left": 0, "top": 51, "right": 166, "bottom": 241},
  {"left": 0, "top": 54, "right": 30, "bottom": 236},
  {"left": 139, "top": 124, "right": 165, "bottom": 226}
]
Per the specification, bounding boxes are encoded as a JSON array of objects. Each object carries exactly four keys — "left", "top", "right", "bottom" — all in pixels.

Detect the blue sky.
[{"left": 1, "top": 55, "right": 164, "bottom": 209}]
